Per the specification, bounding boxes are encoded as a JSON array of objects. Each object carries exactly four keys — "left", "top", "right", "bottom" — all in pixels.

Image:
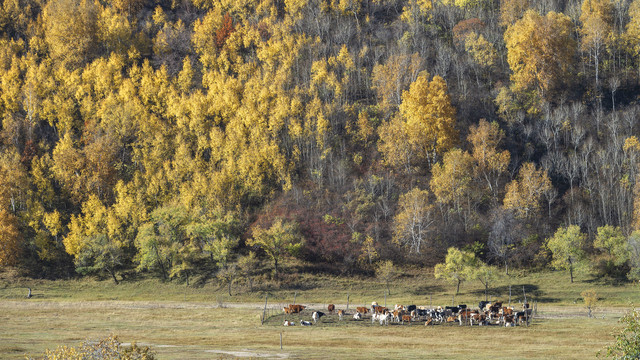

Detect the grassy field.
[{"left": 0, "top": 268, "right": 637, "bottom": 359}]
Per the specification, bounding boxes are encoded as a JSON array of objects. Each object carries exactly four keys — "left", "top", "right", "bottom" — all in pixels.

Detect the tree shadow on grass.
[
  {"left": 409, "top": 284, "right": 446, "bottom": 296},
  {"left": 470, "top": 284, "right": 562, "bottom": 304}
]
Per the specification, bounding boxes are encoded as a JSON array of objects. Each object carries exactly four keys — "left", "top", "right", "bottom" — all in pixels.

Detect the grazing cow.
[
  {"left": 503, "top": 314, "right": 516, "bottom": 327},
  {"left": 479, "top": 301, "right": 491, "bottom": 311},
  {"left": 312, "top": 311, "right": 325, "bottom": 323},
  {"left": 446, "top": 306, "right": 461, "bottom": 315},
  {"left": 402, "top": 315, "right": 412, "bottom": 324},
  {"left": 489, "top": 302, "right": 503, "bottom": 314},
  {"left": 458, "top": 309, "right": 478, "bottom": 326},
  {"left": 375, "top": 306, "right": 389, "bottom": 314},
  {"left": 300, "top": 320, "right": 312, "bottom": 326},
  {"left": 353, "top": 312, "right": 362, "bottom": 320},
  {"left": 356, "top": 307, "right": 370, "bottom": 314},
  {"left": 470, "top": 313, "right": 487, "bottom": 326},
  {"left": 378, "top": 312, "right": 391, "bottom": 326},
  {"left": 289, "top": 304, "right": 306, "bottom": 313},
  {"left": 328, "top": 304, "right": 335, "bottom": 313},
  {"left": 500, "top": 306, "right": 514, "bottom": 322},
  {"left": 337, "top": 309, "right": 344, "bottom": 321},
  {"left": 283, "top": 320, "right": 295, "bottom": 326}
]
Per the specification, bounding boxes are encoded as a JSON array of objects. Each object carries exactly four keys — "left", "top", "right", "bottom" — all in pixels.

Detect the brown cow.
[
  {"left": 288, "top": 304, "right": 306, "bottom": 313},
  {"left": 337, "top": 309, "right": 344, "bottom": 321},
  {"left": 328, "top": 304, "right": 335, "bottom": 313},
  {"left": 401, "top": 315, "right": 412, "bottom": 324},
  {"left": 375, "top": 306, "right": 389, "bottom": 314},
  {"left": 356, "top": 307, "right": 370, "bottom": 314},
  {"left": 283, "top": 307, "right": 291, "bottom": 314}
]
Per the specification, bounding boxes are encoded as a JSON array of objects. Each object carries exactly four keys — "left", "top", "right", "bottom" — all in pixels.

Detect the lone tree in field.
[
  {"left": 546, "top": 225, "right": 587, "bottom": 283},
  {"left": 376, "top": 260, "right": 396, "bottom": 296},
  {"left": 581, "top": 289, "right": 598, "bottom": 318},
  {"left": 434, "top": 247, "right": 476, "bottom": 295},
  {"left": 247, "top": 219, "right": 304, "bottom": 279}
]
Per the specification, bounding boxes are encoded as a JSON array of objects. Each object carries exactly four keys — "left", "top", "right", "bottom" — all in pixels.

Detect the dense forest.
[{"left": 1, "top": 0, "right": 640, "bottom": 285}]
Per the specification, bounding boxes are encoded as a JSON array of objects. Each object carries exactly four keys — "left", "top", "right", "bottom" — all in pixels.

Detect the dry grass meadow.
[{"left": 0, "top": 269, "right": 637, "bottom": 359}]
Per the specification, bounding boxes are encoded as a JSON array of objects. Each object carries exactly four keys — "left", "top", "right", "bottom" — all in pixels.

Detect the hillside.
[{"left": 1, "top": 0, "right": 640, "bottom": 282}]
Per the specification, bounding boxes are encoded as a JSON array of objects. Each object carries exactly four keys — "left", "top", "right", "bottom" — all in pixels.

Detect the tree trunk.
[
  {"left": 228, "top": 278, "right": 232, "bottom": 296},
  {"left": 570, "top": 264, "right": 574, "bottom": 283},
  {"left": 274, "top": 258, "right": 279, "bottom": 279},
  {"left": 108, "top": 268, "right": 119, "bottom": 285}
]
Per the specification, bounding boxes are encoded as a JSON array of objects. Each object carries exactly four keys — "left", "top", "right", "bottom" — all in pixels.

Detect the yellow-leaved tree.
[
  {"left": 504, "top": 10, "right": 576, "bottom": 108},
  {"left": 579, "top": 0, "right": 614, "bottom": 87},
  {"left": 430, "top": 148, "right": 477, "bottom": 229},
  {"left": 379, "top": 73, "right": 458, "bottom": 171},
  {"left": 0, "top": 209, "right": 20, "bottom": 267},
  {"left": 468, "top": 119, "right": 511, "bottom": 201},
  {"left": 503, "top": 162, "right": 553, "bottom": 218}
]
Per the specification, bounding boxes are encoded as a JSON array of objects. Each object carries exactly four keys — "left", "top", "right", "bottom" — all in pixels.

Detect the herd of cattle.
[{"left": 281, "top": 301, "right": 533, "bottom": 327}]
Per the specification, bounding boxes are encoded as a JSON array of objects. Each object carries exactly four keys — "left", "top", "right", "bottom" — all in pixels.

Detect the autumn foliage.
[{"left": 1, "top": 0, "right": 640, "bottom": 284}]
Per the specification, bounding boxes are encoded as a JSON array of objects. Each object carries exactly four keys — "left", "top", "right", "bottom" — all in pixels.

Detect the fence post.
[
  {"left": 523, "top": 285, "right": 528, "bottom": 327},
  {"left": 384, "top": 291, "right": 387, "bottom": 308},
  {"left": 509, "top": 285, "right": 512, "bottom": 306},
  {"left": 347, "top": 293, "right": 350, "bottom": 311},
  {"left": 293, "top": 291, "right": 297, "bottom": 305},
  {"left": 280, "top": 332, "right": 283, "bottom": 350},
  {"left": 261, "top": 295, "right": 268, "bottom": 325},
  {"left": 430, "top": 294, "right": 432, "bottom": 308},
  {"left": 452, "top": 295, "right": 454, "bottom": 307}
]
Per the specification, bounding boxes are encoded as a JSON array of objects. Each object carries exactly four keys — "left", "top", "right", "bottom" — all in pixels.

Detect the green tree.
[
  {"left": 470, "top": 262, "right": 501, "bottom": 301},
  {"left": 75, "top": 234, "right": 126, "bottom": 284},
  {"left": 601, "top": 309, "right": 640, "bottom": 358},
  {"left": 246, "top": 219, "right": 304, "bottom": 279},
  {"left": 238, "top": 251, "right": 259, "bottom": 291},
  {"left": 434, "top": 247, "right": 476, "bottom": 295},
  {"left": 134, "top": 205, "right": 191, "bottom": 281},
  {"left": 376, "top": 260, "right": 396, "bottom": 296},
  {"left": 546, "top": 225, "right": 587, "bottom": 283},
  {"left": 594, "top": 225, "right": 629, "bottom": 266}
]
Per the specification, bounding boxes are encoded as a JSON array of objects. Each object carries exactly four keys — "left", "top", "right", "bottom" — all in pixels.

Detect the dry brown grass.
[{"left": 0, "top": 299, "right": 622, "bottom": 359}]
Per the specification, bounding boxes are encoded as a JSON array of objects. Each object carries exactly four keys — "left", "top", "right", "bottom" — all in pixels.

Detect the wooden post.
[
  {"left": 280, "top": 332, "right": 283, "bottom": 350},
  {"left": 347, "top": 294, "right": 350, "bottom": 311},
  {"left": 293, "top": 291, "right": 297, "bottom": 305},
  {"left": 509, "top": 285, "right": 512, "bottom": 306},
  {"left": 261, "top": 295, "right": 268, "bottom": 325},
  {"left": 430, "top": 294, "right": 432, "bottom": 308},
  {"left": 452, "top": 295, "right": 454, "bottom": 307},
  {"left": 523, "top": 285, "right": 528, "bottom": 327},
  {"left": 384, "top": 291, "right": 387, "bottom": 308}
]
